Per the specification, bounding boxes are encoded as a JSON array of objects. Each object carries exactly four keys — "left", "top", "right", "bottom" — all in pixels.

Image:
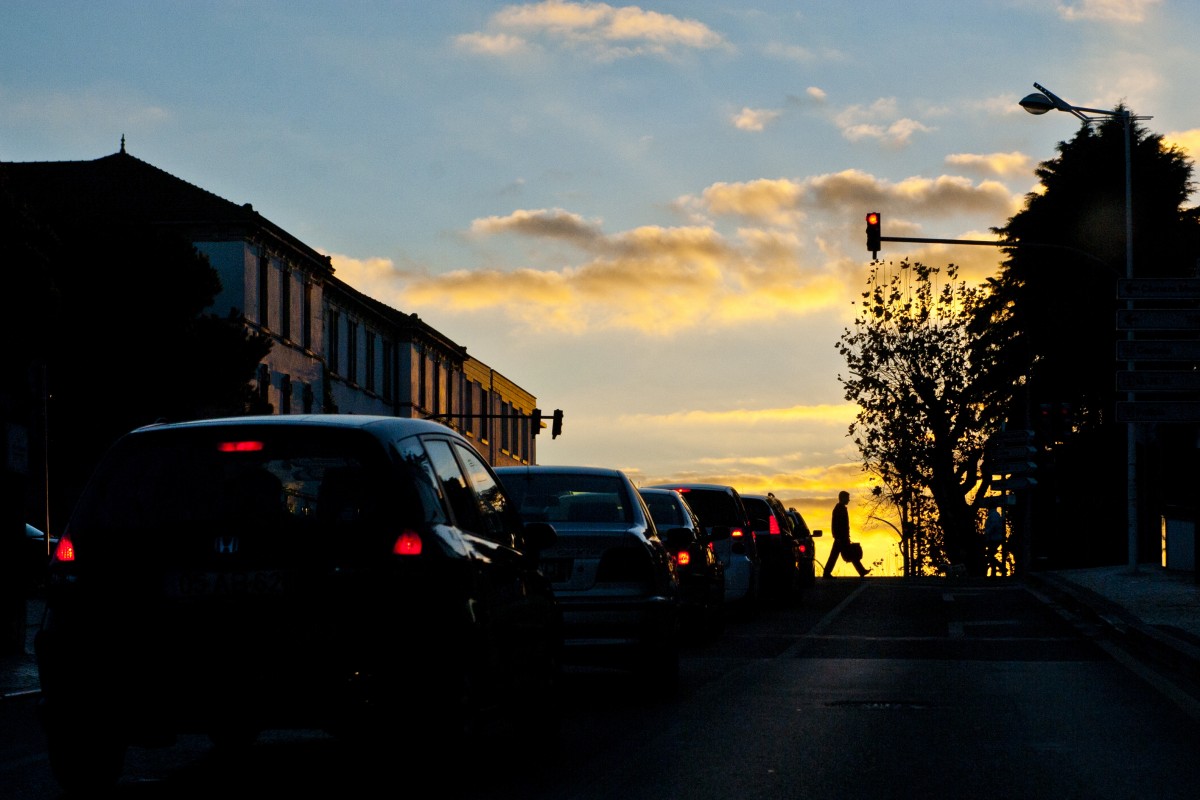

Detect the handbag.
[{"left": 845, "top": 542, "right": 863, "bottom": 562}]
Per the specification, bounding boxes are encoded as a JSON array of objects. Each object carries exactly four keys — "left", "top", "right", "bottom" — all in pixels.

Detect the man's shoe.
[{"left": 859, "top": 569, "right": 872, "bottom": 578}]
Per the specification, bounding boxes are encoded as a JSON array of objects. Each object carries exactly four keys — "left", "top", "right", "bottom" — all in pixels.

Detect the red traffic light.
[{"left": 865, "top": 211, "right": 881, "bottom": 253}]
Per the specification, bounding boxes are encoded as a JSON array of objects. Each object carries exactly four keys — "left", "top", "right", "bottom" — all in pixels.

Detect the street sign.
[
  {"left": 987, "top": 460, "right": 1037, "bottom": 476},
  {"left": 1116, "top": 278, "right": 1200, "bottom": 299},
  {"left": 1116, "top": 309, "right": 1200, "bottom": 330},
  {"left": 995, "top": 429, "right": 1034, "bottom": 444},
  {"left": 993, "top": 476, "right": 1037, "bottom": 491},
  {"left": 1116, "top": 340, "right": 1200, "bottom": 360},
  {"left": 1116, "top": 371, "right": 1200, "bottom": 391},
  {"left": 1116, "top": 401, "right": 1200, "bottom": 422},
  {"left": 989, "top": 445, "right": 1036, "bottom": 460}
]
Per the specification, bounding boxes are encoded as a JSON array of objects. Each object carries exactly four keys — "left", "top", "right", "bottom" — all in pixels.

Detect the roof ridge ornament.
[{"left": 120, "top": 134, "right": 126, "bottom": 154}]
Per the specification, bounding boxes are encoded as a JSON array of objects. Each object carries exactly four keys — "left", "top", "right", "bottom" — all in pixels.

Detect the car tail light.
[
  {"left": 731, "top": 527, "right": 745, "bottom": 539},
  {"left": 768, "top": 515, "right": 781, "bottom": 535},
  {"left": 52, "top": 535, "right": 76, "bottom": 563},
  {"left": 675, "top": 549, "right": 692, "bottom": 567},
  {"left": 392, "top": 530, "right": 423, "bottom": 556},
  {"left": 798, "top": 542, "right": 809, "bottom": 556},
  {"left": 217, "top": 440, "right": 265, "bottom": 452}
]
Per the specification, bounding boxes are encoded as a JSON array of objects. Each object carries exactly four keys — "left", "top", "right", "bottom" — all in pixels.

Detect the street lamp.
[{"left": 1019, "top": 82, "right": 1151, "bottom": 572}]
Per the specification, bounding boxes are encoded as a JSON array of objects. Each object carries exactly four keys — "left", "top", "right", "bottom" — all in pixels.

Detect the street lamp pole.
[{"left": 1019, "top": 83, "right": 1150, "bottom": 573}]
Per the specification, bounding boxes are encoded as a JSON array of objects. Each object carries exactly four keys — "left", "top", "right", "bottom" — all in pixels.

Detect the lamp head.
[{"left": 1020, "top": 92, "right": 1055, "bottom": 115}]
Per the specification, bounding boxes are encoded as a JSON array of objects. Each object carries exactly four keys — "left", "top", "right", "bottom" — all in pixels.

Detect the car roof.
[
  {"left": 495, "top": 464, "right": 629, "bottom": 478},
  {"left": 128, "top": 414, "right": 456, "bottom": 438},
  {"left": 644, "top": 482, "right": 739, "bottom": 494}
]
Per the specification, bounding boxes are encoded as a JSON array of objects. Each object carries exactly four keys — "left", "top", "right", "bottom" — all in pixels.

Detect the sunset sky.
[{"left": 5, "top": 1, "right": 1199, "bottom": 574}]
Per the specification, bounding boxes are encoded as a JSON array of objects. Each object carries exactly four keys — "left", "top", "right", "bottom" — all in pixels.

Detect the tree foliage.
[
  {"left": 973, "top": 110, "right": 1200, "bottom": 432},
  {"left": 969, "top": 110, "right": 1200, "bottom": 565},
  {"left": 40, "top": 219, "right": 273, "bottom": 530},
  {"left": 838, "top": 262, "right": 1005, "bottom": 575}
]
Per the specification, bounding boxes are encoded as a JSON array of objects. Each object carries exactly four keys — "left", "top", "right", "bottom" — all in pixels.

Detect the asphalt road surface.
[{"left": 4, "top": 577, "right": 1199, "bottom": 799}]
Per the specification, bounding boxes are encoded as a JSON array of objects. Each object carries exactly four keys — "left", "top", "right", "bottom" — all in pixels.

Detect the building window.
[
  {"left": 301, "top": 281, "right": 313, "bottom": 350},
  {"left": 419, "top": 351, "right": 428, "bottom": 410},
  {"left": 257, "top": 363, "right": 271, "bottom": 408},
  {"left": 280, "top": 374, "right": 292, "bottom": 414},
  {"left": 328, "top": 310, "right": 340, "bottom": 374},
  {"left": 347, "top": 321, "right": 359, "bottom": 385},
  {"left": 381, "top": 340, "right": 393, "bottom": 401},
  {"left": 280, "top": 268, "right": 292, "bottom": 341},
  {"left": 365, "top": 331, "right": 376, "bottom": 393},
  {"left": 257, "top": 251, "right": 271, "bottom": 330},
  {"left": 302, "top": 382, "right": 314, "bottom": 413},
  {"left": 500, "top": 401, "right": 511, "bottom": 453}
]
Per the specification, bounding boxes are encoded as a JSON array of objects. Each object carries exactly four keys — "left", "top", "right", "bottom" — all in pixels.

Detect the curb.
[{"left": 1024, "top": 572, "right": 1200, "bottom": 693}]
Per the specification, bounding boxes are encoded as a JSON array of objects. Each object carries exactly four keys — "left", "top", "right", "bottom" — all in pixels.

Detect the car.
[
  {"left": 35, "top": 414, "right": 562, "bottom": 794},
  {"left": 495, "top": 465, "right": 682, "bottom": 691},
  {"left": 638, "top": 487, "right": 727, "bottom": 640},
  {"left": 640, "top": 482, "right": 760, "bottom": 614},
  {"left": 786, "top": 506, "right": 822, "bottom": 592},
  {"left": 24, "top": 523, "right": 58, "bottom": 592},
  {"left": 741, "top": 492, "right": 804, "bottom": 604}
]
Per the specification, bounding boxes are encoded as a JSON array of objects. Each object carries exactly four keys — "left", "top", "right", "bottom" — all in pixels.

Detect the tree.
[
  {"left": 40, "top": 219, "right": 273, "bottom": 531},
  {"left": 838, "top": 261, "right": 1006, "bottom": 575},
  {"left": 971, "top": 110, "right": 1200, "bottom": 566}
]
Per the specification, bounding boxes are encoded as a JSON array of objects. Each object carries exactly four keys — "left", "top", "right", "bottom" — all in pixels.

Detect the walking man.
[{"left": 823, "top": 490, "right": 870, "bottom": 578}]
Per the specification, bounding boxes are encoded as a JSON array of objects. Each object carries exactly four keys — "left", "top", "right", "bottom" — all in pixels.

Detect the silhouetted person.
[{"left": 823, "top": 490, "right": 870, "bottom": 578}]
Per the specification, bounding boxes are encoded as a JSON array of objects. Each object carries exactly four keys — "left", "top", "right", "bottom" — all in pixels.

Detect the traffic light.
[
  {"left": 531, "top": 407, "right": 542, "bottom": 436},
  {"left": 551, "top": 409, "right": 563, "bottom": 439},
  {"left": 865, "top": 212, "right": 881, "bottom": 254}
]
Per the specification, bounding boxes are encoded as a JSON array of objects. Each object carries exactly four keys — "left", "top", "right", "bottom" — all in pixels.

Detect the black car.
[
  {"left": 741, "top": 492, "right": 804, "bottom": 604},
  {"left": 642, "top": 483, "right": 760, "bottom": 615},
  {"left": 786, "top": 506, "right": 821, "bottom": 592},
  {"left": 639, "top": 487, "right": 727, "bottom": 640},
  {"left": 496, "top": 465, "right": 682, "bottom": 692},
  {"left": 35, "top": 415, "right": 562, "bottom": 794}
]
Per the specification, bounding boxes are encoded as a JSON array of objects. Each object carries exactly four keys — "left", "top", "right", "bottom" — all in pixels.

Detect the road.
[{"left": 4, "top": 577, "right": 1199, "bottom": 798}]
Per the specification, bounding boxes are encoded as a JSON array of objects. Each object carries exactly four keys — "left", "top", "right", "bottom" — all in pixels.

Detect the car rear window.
[
  {"left": 668, "top": 489, "right": 741, "bottom": 527},
  {"left": 69, "top": 426, "right": 420, "bottom": 544},
  {"left": 641, "top": 492, "right": 685, "bottom": 528},
  {"left": 499, "top": 472, "right": 632, "bottom": 525}
]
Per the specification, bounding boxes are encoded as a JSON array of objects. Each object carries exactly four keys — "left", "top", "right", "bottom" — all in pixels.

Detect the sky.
[{"left": 5, "top": 1, "right": 1200, "bottom": 575}]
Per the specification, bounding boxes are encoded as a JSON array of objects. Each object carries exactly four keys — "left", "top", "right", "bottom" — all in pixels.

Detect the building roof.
[{"left": 0, "top": 145, "right": 332, "bottom": 276}]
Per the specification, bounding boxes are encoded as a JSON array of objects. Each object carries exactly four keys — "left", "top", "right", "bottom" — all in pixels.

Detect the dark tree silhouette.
[
  {"left": 41, "top": 219, "right": 272, "bottom": 531},
  {"left": 838, "top": 262, "right": 1006, "bottom": 575},
  {"left": 970, "top": 109, "right": 1200, "bottom": 566}
]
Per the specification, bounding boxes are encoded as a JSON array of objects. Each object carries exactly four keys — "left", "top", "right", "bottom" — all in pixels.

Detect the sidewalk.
[{"left": 4, "top": 566, "right": 1198, "bottom": 701}]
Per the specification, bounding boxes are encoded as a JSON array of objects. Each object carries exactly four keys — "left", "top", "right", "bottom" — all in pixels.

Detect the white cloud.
[
  {"left": 469, "top": 1, "right": 728, "bottom": 60},
  {"left": 1057, "top": 0, "right": 1161, "bottom": 24},
  {"left": 731, "top": 106, "right": 782, "bottom": 132}
]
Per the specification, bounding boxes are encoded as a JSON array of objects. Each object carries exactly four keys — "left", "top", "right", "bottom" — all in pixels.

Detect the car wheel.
[{"left": 41, "top": 706, "right": 126, "bottom": 795}]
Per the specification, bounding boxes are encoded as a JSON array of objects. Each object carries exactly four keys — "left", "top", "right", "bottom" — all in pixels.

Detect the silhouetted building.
[{"left": 1, "top": 145, "right": 540, "bottom": 527}]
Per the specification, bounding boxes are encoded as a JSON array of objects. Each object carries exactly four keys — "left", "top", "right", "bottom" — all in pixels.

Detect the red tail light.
[
  {"left": 731, "top": 528, "right": 745, "bottom": 539},
  {"left": 392, "top": 530, "right": 423, "bottom": 556},
  {"left": 53, "top": 536, "right": 76, "bottom": 563},
  {"left": 798, "top": 543, "right": 809, "bottom": 555},
  {"left": 217, "top": 440, "right": 265, "bottom": 452},
  {"left": 768, "top": 515, "right": 781, "bottom": 535},
  {"left": 675, "top": 549, "right": 692, "bottom": 567}
]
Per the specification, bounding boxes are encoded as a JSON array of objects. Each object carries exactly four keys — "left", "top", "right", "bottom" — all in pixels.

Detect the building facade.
[{"left": 1, "top": 145, "right": 540, "bottom": 473}]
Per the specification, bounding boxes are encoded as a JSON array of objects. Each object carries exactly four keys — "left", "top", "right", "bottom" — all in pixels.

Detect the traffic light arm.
[{"left": 870, "top": 233, "right": 1114, "bottom": 273}]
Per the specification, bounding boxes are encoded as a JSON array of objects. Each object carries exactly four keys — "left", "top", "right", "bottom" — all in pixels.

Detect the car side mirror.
[
  {"left": 522, "top": 521, "right": 558, "bottom": 553},
  {"left": 812, "top": 529, "right": 824, "bottom": 537}
]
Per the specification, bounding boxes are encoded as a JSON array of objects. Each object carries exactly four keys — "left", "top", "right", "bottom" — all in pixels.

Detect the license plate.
[
  {"left": 539, "top": 558, "right": 573, "bottom": 583},
  {"left": 170, "top": 570, "right": 285, "bottom": 598}
]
